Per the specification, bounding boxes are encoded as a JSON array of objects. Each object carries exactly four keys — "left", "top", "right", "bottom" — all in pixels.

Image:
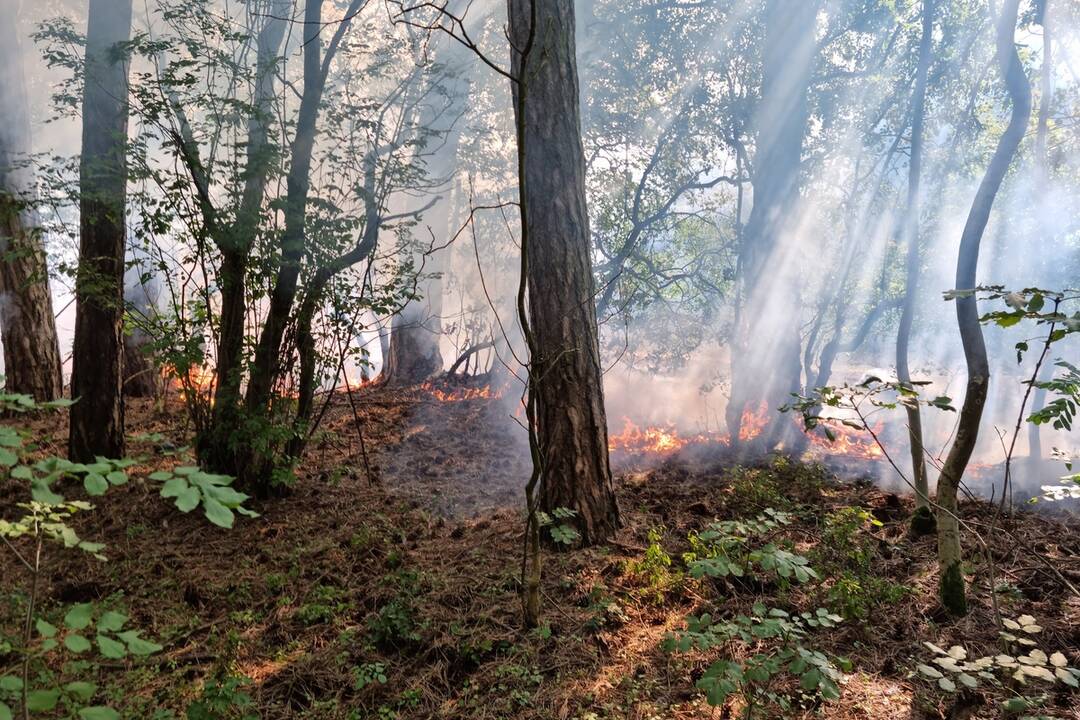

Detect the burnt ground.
[{"left": 1, "top": 381, "right": 1080, "bottom": 719}]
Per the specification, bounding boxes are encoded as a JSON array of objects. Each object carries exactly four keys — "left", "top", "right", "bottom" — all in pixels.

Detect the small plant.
[
  {"left": 185, "top": 674, "right": 258, "bottom": 720},
  {"left": 625, "top": 527, "right": 680, "bottom": 604},
  {"left": 916, "top": 615, "right": 1079, "bottom": 705},
  {"left": 683, "top": 509, "right": 818, "bottom": 585},
  {"left": 149, "top": 466, "right": 259, "bottom": 528},
  {"left": 353, "top": 662, "right": 388, "bottom": 691},
  {"left": 814, "top": 507, "right": 909, "bottom": 618},
  {"left": 537, "top": 507, "right": 579, "bottom": 546},
  {"left": 665, "top": 603, "right": 847, "bottom": 717}
]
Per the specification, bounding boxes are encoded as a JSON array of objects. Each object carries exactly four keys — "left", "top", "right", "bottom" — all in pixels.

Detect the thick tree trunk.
[
  {"left": 727, "top": 0, "right": 819, "bottom": 449},
  {"left": 936, "top": 0, "right": 1030, "bottom": 617},
  {"left": 508, "top": 0, "right": 619, "bottom": 545},
  {"left": 384, "top": 304, "right": 443, "bottom": 385},
  {"left": 69, "top": 0, "right": 133, "bottom": 461},
  {"left": 0, "top": 0, "right": 63, "bottom": 401},
  {"left": 897, "top": 0, "right": 936, "bottom": 517}
]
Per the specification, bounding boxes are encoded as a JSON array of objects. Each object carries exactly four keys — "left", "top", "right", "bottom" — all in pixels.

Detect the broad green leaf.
[
  {"left": 64, "top": 634, "right": 91, "bottom": 653},
  {"left": 64, "top": 603, "right": 93, "bottom": 630},
  {"left": 147, "top": 471, "right": 172, "bottom": 481},
  {"left": 937, "top": 677, "right": 956, "bottom": 692},
  {"left": 202, "top": 496, "right": 234, "bottom": 528},
  {"left": 36, "top": 619, "right": 58, "bottom": 638},
  {"left": 917, "top": 664, "right": 942, "bottom": 679},
  {"left": 96, "top": 611, "right": 127, "bottom": 632},
  {"left": 78, "top": 708, "right": 119, "bottom": 720},
  {"left": 64, "top": 681, "right": 97, "bottom": 701},
  {"left": 96, "top": 635, "right": 126, "bottom": 659},
  {"left": 116, "top": 630, "right": 162, "bottom": 656},
  {"left": 84, "top": 473, "right": 108, "bottom": 496},
  {"left": 26, "top": 690, "right": 59, "bottom": 711},
  {"left": 159, "top": 477, "right": 188, "bottom": 498},
  {"left": 105, "top": 471, "right": 127, "bottom": 486},
  {"left": 0, "top": 675, "right": 23, "bottom": 691},
  {"left": 174, "top": 486, "right": 201, "bottom": 513},
  {"left": 0, "top": 701, "right": 10, "bottom": 720},
  {"left": 0, "top": 448, "right": 18, "bottom": 467}
]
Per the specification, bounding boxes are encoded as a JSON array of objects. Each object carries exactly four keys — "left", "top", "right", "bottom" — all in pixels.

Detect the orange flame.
[
  {"left": 422, "top": 382, "right": 503, "bottom": 402},
  {"left": 608, "top": 418, "right": 689, "bottom": 454}
]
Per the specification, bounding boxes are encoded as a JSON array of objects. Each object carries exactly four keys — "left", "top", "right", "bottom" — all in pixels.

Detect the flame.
[
  {"left": 738, "top": 404, "right": 770, "bottom": 442},
  {"left": 608, "top": 418, "right": 689, "bottom": 454},
  {"left": 422, "top": 382, "right": 503, "bottom": 402},
  {"left": 804, "top": 421, "right": 885, "bottom": 461},
  {"left": 164, "top": 364, "right": 216, "bottom": 395}
]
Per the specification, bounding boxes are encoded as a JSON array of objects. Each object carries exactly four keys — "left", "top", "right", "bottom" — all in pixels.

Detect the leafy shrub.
[
  {"left": 683, "top": 509, "right": 818, "bottom": 585},
  {"left": 625, "top": 527, "right": 681, "bottom": 604},
  {"left": 665, "top": 603, "right": 847, "bottom": 716}
]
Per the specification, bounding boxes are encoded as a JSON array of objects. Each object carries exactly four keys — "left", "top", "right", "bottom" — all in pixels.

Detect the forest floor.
[{"left": 2, "top": 380, "right": 1080, "bottom": 719}]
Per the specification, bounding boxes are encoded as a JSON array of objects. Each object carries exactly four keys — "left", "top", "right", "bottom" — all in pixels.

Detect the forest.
[{"left": 1, "top": 0, "right": 1080, "bottom": 717}]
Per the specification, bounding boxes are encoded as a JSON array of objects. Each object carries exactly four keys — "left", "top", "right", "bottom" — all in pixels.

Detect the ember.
[{"left": 422, "top": 383, "right": 503, "bottom": 402}]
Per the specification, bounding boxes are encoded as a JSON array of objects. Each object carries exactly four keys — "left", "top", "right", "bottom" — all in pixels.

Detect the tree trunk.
[
  {"left": 727, "top": 0, "right": 819, "bottom": 449},
  {"left": 69, "top": 0, "right": 133, "bottom": 461},
  {"left": 198, "top": 0, "right": 289, "bottom": 473},
  {"left": 0, "top": 0, "right": 63, "bottom": 401},
  {"left": 508, "top": 0, "right": 620, "bottom": 545},
  {"left": 384, "top": 304, "right": 444, "bottom": 385},
  {"left": 897, "top": 0, "right": 936, "bottom": 517},
  {"left": 936, "top": 0, "right": 1030, "bottom": 617},
  {"left": 1027, "top": 0, "right": 1052, "bottom": 462}
]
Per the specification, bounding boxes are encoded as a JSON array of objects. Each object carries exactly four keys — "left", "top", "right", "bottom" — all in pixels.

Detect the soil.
[{"left": 1, "top": 381, "right": 1079, "bottom": 719}]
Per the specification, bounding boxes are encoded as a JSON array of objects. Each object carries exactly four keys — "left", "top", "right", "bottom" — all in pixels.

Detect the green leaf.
[
  {"left": 36, "top": 619, "right": 58, "bottom": 638},
  {"left": 78, "top": 708, "right": 119, "bottom": 720},
  {"left": 174, "top": 486, "right": 201, "bottom": 513},
  {"left": 1002, "top": 697, "right": 1029, "bottom": 713},
  {"left": 84, "top": 473, "right": 108, "bottom": 496},
  {"left": 0, "top": 701, "right": 11, "bottom": 720},
  {"left": 116, "top": 630, "right": 162, "bottom": 656},
  {"left": 64, "top": 603, "right": 93, "bottom": 630},
  {"left": 202, "top": 496, "right": 234, "bottom": 528},
  {"left": 96, "top": 611, "right": 127, "bottom": 633},
  {"left": 63, "top": 681, "right": 97, "bottom": 701},
  {"left": 11, "top": 465, "right": 32, "bottom": 480},
  {"left": 0, "top": 448, "right": 18, "bottom": 467},
  {"left": 800, "top": 668, "right": 821, "bottom": 691},
  {"left": 105, "top": 471, "right": 127, "bottom": 486},
  {"left": 159, "top": 477, "right": 188, "bottom": 498},
  {"left": 64, "top": 633, "right": 92, "bottom": 653},
  {"left": 147, "top": 471, "right": 172, "bottom": 481},
  {"left": 26, "top": 690, "right": 59, "bottom": 711},
  {"left": 96, "top": 634, "right": 126, "bottom": 659},
  {"left": 0, "top": 675, "right": 23, "bottom": 692}
]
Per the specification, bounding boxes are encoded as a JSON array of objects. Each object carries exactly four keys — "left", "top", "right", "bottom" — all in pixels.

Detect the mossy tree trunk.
[{"left": 936, "top": 0, "right": 1030, "bottom": 617}]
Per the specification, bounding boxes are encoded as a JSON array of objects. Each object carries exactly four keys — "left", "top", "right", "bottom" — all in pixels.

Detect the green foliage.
[
  {"left": 665, "top": 603, "right": 846, "bottom": 716},
  {"left": 813, "top": 507, "right": 908, "bottom": 619},
  {"left": 683, "top": 509, "right": 818, "bottom": 585},
  {"left": 149, "top": 466, "right": 258, "bottom": 528},
  {"left": 624, "top": 527, "right": 681, "bottom": 604},
  {"left": 353, "top": 662, "right": 388, "bottom": 691},
  {"left": 537, "top": 507, "right": 580, "bottom": 546},
  {"left": 185, "top": 675, "right": 257, "bottom": 720}
]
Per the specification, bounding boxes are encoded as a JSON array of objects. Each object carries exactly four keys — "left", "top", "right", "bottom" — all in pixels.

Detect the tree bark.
[
  {"left": 897, "top": 0, "right": 936, "bottom": 516},
  {"left": 508, "top": 0, "right": 620, "bottom": 545},
  {"left": 727, "top": 0, "right": 819, "bottom": 449},
  {"left": 0, "top": 0, "right": 63, "bottom": 401},
  {"left": 1028, "top": 0, "right": 1052, "bottom": 462},
  {"left": 69, "top": 0, "right": 133, "bottom": 461},
  {"left": 936, "top": 0, "right": 1030, "bottom": 617}
]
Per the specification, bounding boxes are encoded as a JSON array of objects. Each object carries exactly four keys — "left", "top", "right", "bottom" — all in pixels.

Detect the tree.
[
  {"left": 0, "top": 0, "right": 64, "bottom": 402},
  {"left": 508, "top": 0, "right": 621, "bottom": 546},
  {"left": 727, "top": 0, "right": 820, "bottom": 448},
  {"left": 897, "top": 0, "right": 937, "bottom": 524},
  {"left": 936, "top": 0, "right": 1031, "bottom": 617},
  {"left": 68, "top": 0, "right": 133, "bottom": 461}
]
